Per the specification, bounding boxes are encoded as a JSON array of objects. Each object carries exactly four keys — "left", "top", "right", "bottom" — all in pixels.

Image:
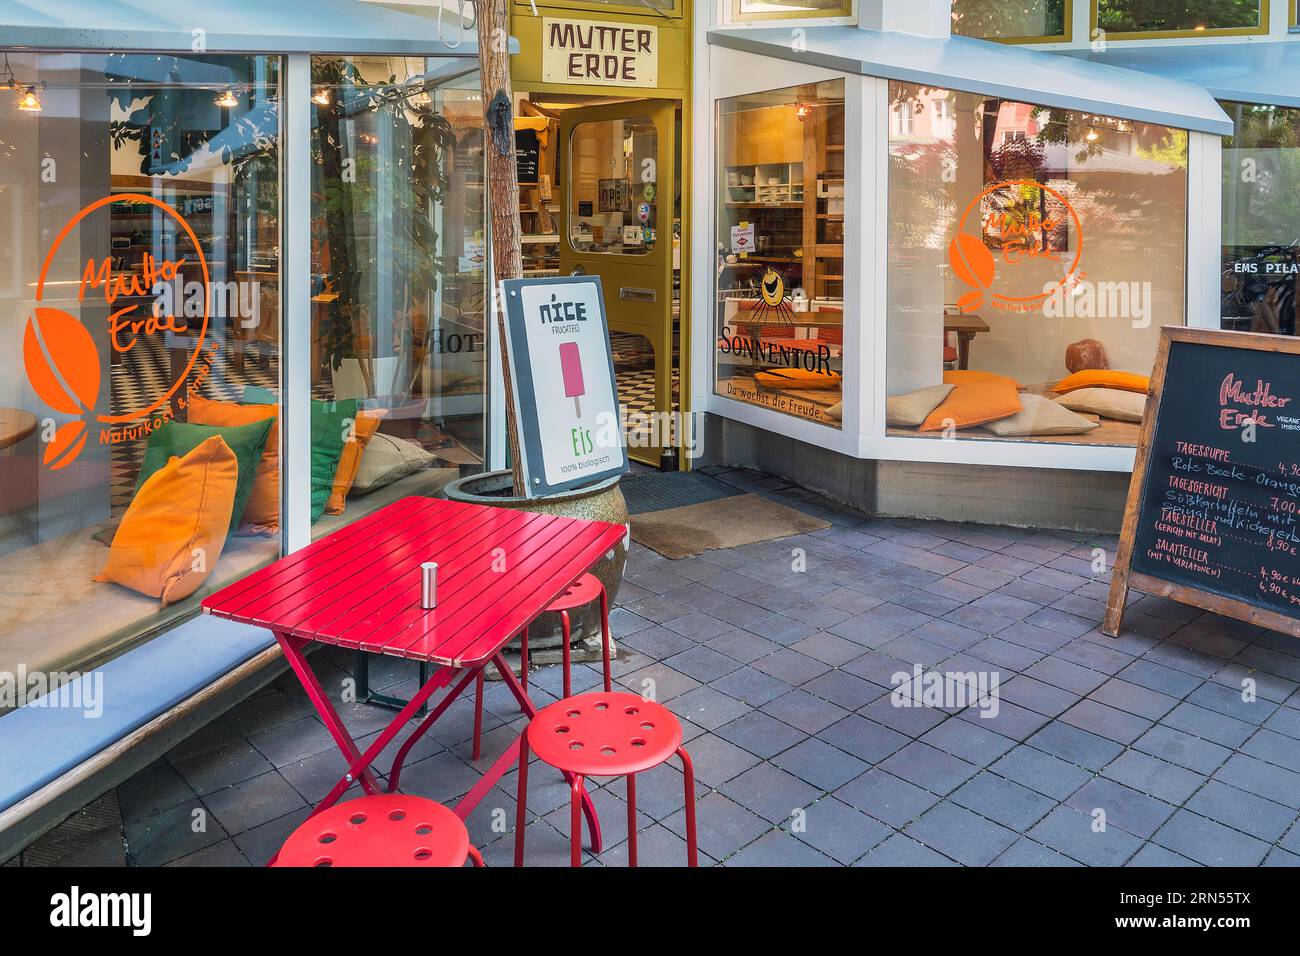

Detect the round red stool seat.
[
  {"left": 527, "top": 692, "right": 682, "bottom": 777},
  {"left": 545, "top": 572, "right": 605, "bottom": 613},
  {"left": 274, "top": 794, "right": 481, "bottom": 867}
]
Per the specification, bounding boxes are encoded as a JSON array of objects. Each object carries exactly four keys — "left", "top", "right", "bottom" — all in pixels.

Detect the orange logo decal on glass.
[
  {"left": 23, "top": 193, "right": 212, "bottom": 469},
  {"left": 948, "top": 179, "right": 1084, "bottom": 315}
]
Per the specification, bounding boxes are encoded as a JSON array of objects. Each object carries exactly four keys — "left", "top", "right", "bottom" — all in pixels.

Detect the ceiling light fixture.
[
  {"left": 311, "top": 88, "right": 332, "bottom": 106},
  {"left": 215, "top": 88, "right": 239, "bottom": 109},
  {"left": 1, "top": 54, "right": 46, "bottom": 112},
  {"left": 16, "top": 86, "right": 41, "bottom": 112},
  {"left": 1085, "top": 127, "right": 1099, "bottom": 142}
]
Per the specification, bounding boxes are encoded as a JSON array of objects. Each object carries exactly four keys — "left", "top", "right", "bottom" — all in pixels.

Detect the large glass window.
[
  {"left": 951, "top": 0, "right": 1069, "bottom": 41},
  {"left": 731, "top": 0, "right": 853, "bottom": 21},
  {"left": 1220, "top": 102, "right": 1300, "bottom": 336},
  {"left": 569, "top": 115, "right": 658, "bottom": 256},
  {"left": 1095, "top": 1, "right": 1266, "bottom": 36},
  {"left": 305, "top": 57, "right": 487, "bottom": 539},
  {"left": 886, "top": 82, "right": 1188, "bottom": 448},
  {"left": 715, "top": 81, "right": 845, "bottom": 429},
  {"left": 0, "top": 52, "right": 281, "bottom": 685}
]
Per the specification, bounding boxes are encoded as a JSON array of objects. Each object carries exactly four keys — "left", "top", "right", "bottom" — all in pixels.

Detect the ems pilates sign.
[
  {"left": 541, "top": 18, "right": 658, "bottom": 88},
  {"left": 500, "top": 275, "right": 627, "bottom": 496}
]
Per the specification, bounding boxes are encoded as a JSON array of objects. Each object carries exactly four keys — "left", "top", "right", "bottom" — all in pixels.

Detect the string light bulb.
[{"left": 16, "top": 86, "right": 41, "bottom": 112}]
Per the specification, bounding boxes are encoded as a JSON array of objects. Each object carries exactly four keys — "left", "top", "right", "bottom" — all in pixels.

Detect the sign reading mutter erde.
[
  {"left": 1105, "top": 327, "right": 1300, "bottom": 640},
  {"left": 500, "top": 275, "right": 627, "bottom": 497}
]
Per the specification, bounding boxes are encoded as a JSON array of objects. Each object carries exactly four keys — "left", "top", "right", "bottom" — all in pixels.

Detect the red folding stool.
[
  {"left": 514, "top": 691, "right": 698, "bottom": 867},
  {"left": 272, "top": 794, "right": 485, "bottom": 867},
  {"left": 472, "top": 572, "right": 612, "bottom": 760}
]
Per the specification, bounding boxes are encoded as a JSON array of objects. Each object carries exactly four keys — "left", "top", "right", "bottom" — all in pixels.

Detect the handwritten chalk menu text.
[{"left": 1106, "top": 328, "right": 1300, "bottom": 640}]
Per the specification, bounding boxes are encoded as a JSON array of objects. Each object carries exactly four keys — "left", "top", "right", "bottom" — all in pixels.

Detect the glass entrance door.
[{"left": 560, "top": 99, "right": 678, "bottom": 468}]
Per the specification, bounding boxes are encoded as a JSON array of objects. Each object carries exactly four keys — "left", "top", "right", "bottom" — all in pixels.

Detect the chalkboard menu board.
[
  {"left": 1105, "top": 327, "right": 1300, "bottom": 639},
  {"left": 515, "top": 128, "right": 540, "bottom": 186}
]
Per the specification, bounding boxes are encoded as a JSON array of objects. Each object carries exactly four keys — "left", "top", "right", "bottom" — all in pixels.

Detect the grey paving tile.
[
  {"left": 709, "top": 666, "right": 792, "bottom": 707},
  {"left": 990, "top": 745, "right": 1094, "bottom": 801},
  {"left": 670, "top": 684, "right": 751, "bottom": 732},
  {"left": 783, "top": 797, "right": 892, "bottom": 864},
  {"left": 677, "top": 733, "right": 762, "bottom": 788},
  {"left": 1023, "top": 656, "right": 1108, "bottom": 695},
  {"left": 878, "top": 742, "right": 979, "bottom": 796},
  {"left": 662, "top": 611, "right": 735, "bottom": 642},
  {"left": 790, "top": 632, "right": 865, "bottom": 667},
  {"left": 1087, "top": 677, "right": 1178, "bottom": 721},
  {"left": 920, "top": 718, "right": 1015, "bottom": 765},
  {"left": 164, "top": 839, "right": 251, "bottom": 867},
  {"left": 956, "top": 700, "right": 1050, "bottom": 741},
  {"left": 999, "top": 675, "right": 1079, "bottom": 718},
  {"left": 1102, "top": 750, "right": 1205, "bottom": 804},
  {"left": 705, "top": 629, "right": 780, "bottom": 664},
  {"left": 1212, "top": 753, "right": 1300, "bottom": 810},
  {"left": 950, "top": 772, "right": 1056, "bottom": 832},
  {"left": 1027, "top": 722, "right": 1125, "bottom": 772},
  {"left": 905, "top": 801, "right": 1018, "bottom": 866},
  {"left": 117, "top": 760, "right": 196, "bottom": 823},
  {"left": 660, "top": 792, "right": 770, "bottom": 862},
  {"left": 662, "top": 645, "right": 744, "bottom": 683},
  {"left": 992, "top": 837, "right": 1081, "bottom": 866},
  {"left": 616, "top": 662, "right": 700, "bottom": 703},
  {"left": 752, "top": 647, "right": 833, "bottom": 685},
  {"left": 1152, "top": 809, "right": 1270, "bottom": 867},
  {"left": 817, "top": 714, "right": 910, "bottom": 764},
  {"left": 1117, "top": 659, "right": 1204, "bottom": 698},
  {"left": 835, "top": 768, "right": 940, "bottom": 827},
  {"left": 124, "top": 800, "right": 230, "bottom": 867},
  {"left": 857, "top": 693, "right": 948, "bottom": 737},
  {"left": 1059, "top": 699, "right": 1153, "bottom": 745},
  {"left": 1241, "top": 727, "right": 1300, "bottom": 774},
  {"left": 714, "top": 710, "right": 806, "bottom": 760},
  {"left": 771, "top": 737, "right": 871, "bottom": 791},
  {"left": 1186, "top": 681, "right": 1278, "bottom": 726},
  {"left": 724, "top": 828, "right": 837, "bottom": 867},
  {"left": 171, "top": 738, "right": 278, "bottom": 793},
  {"left": 1064, "top": 777, "right": 1175, "bottom": 839},
  {"left": 854, "top": 833, "right": 957, "bottom": 866},
  {"left": 718, "top": 761, "right": 821, "bottom": 824},
  {"left": 1185, "top": 780, "right": 1296, "bottom": 842},
  {"left": 1028, "top": 805, "right": 1143, "bottom": 866},
  {"left": 802, "top": 670, "right": 886, "bottom": 711},
  {"left": 1162, "top": 701, "right": 1256, "bottom": 749},
  {"left": 760, "top": 689, "right": 850, "bottom": 735},
  {"left": 620, "top": 625, "right": 697, "bottom": 661},
  {"left": 1132, "top": 725, "right": 1231, "bottom": 775},
  {"left": 1126, "top": 843, "right": 1201, "bottom": 867},
  {"left": 1263, "top": 847, "right": 1300, "bottom": 867}
]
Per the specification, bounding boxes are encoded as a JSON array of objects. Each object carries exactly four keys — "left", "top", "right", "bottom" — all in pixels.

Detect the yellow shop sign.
[{"left": 541, "top": 17, "right": 658, "bottom": 88}]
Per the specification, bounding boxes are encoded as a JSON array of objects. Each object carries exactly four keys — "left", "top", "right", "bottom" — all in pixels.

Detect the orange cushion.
[
  {"left": 188, "top": 393, "right": 279, "bottom": 534},
  {"left": 1052, "top": 369, "right": 1149, "bottom": 395},
  {"left": 919, "top": 381, "right": 1023, "bottom": 432},
  {"left": 94, "top": 435, "right": 238, "bottom": 605},
  {"left": 326, "top": 410, "right": 385, "bottom": 515},
  {"left": 754, "top": 368, "right": 842, "bottom": 391},
  {"left": 943, "top": 370, "right": 1023, "bottom": 389}
]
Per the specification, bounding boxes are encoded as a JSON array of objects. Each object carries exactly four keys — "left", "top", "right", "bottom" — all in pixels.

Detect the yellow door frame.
[{"left": 509, "top": 1, "right": 691, "bottom": 470}]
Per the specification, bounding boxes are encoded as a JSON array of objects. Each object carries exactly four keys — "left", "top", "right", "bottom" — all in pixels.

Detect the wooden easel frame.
[{"left": 1104, "top": 326, "right": 1300, "bottom": 640}]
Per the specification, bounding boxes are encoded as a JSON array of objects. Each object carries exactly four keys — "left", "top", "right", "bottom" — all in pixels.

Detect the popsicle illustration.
[{"left": 559, "top": 341, "right": 585, "bottom": 417}]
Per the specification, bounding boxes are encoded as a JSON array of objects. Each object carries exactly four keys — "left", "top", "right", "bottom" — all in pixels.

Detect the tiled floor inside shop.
[{"left": 34, "top": 467, "right": 1300, "bottom": 866}]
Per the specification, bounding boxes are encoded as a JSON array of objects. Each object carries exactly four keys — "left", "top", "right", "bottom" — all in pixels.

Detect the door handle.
[{"left": 620, "top": 287, "right": 657, "bottom": 302}]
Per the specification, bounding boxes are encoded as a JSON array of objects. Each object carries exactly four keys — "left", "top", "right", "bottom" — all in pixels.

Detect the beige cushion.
[
  {"left": 886, "top": 384, "right": 954, "bottom": 427},
  {"left": 981, "top": 393, "right": 1099, "bottom": 437},
  {"left": 1054, "top": 386, "right": 1147, "bottom": 423},
  {"left": 350, "top": 433, "right": 435, "bottom": 495},
  {"left": 824, "top": 401, "right": 842, "bottom": 421}
]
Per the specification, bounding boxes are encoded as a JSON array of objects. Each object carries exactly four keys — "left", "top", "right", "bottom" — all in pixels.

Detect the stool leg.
[
  {"left": 599, "top": 585, "right": 612, "bottom": 693},
  {"left": 626, "top": 773, "right": 638, "bottom": 867},
  {"left": 514, "top": 734, "right": 530, "bottom": 867},
  {"left": 472, "top": 669, "right": 485, "bottom": 762},
  {"left": 467, "top": 845, "right": 485, "bottom": 867},
  {"left": 570, "top": 772, "right": 586, "bottom": 867},
  {"left": 560, "top": 610, "right": 571, "bottom": 699},
  {"left": 677, "top": 747, "right": 698, "bottom": 867}
]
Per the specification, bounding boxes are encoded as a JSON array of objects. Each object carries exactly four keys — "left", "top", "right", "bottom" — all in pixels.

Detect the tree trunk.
[{"left": 475, "top": 0, "right": 526, "bottom": 496}]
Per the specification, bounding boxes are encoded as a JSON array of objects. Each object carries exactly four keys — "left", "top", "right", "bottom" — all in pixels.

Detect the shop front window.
[
  {"left": 1094, "top": 1, "right": 1266, "bottom": 36},
  {"left": 0, "top": 52, "right": 281, "bottom": 684},
  {"left": 304, "top": 57, "right": 487, "bottom": 539},
  {"left": 951, "top": 0, "right": 1070, "bottom": 41},
  {"left": 715, "top": 81, "right": 845, "bottom": 429},
  {"left": 569, "top": 116, "right": 657, "bottom": 256},
  {"left": 1220, "top": 102, "right": 1300, "bottom": 336},
  {"left": 731, "top": 0, "right": 854, "bottom": 21},
  {"left": 886, "top": 82, "right": 1188, "bottom": 448}
]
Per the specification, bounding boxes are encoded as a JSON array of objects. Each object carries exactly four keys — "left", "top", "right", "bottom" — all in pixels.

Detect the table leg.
[
  {"left": 388, "top": 666, "right": 480, "bottom": 792},
  {"left": 486, "top": 651, "right": 603, "bottom": 854},
  {"left": 958, "top": 331, "right": 974, "bottom": 370},
  {"left": 276, "top": 632, "right": 380, "bottom": 796}
]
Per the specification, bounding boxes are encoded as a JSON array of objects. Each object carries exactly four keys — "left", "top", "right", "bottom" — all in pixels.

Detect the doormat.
[
  {"left": 631, "top": 493, "right": 830, "bottom": 559},
  {"left": 620, "top": 470, "right": 742, "bottom": 515}
]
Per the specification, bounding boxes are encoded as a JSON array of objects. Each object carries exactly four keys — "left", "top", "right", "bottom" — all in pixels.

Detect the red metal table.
[{"left": 202, "top": 496, "right": 627, "bottom": 852}]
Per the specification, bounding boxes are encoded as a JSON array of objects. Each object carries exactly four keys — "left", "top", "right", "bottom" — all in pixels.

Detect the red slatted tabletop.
[{"left": 203, "top": 496, "right": 627, "bottom": 853}]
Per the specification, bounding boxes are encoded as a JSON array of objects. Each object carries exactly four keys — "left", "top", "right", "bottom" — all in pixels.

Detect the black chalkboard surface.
[
  {"left": 1105, "top": 327, "right": 1300, "bottom": 639},
  {"left": 515, "top": 128, "right": 539, "bottom": 186}
]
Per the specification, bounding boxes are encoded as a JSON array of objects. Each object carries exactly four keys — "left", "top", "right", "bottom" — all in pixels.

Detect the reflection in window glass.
[
  {"left": 0, "top": 53, "right": 281, "bottom": 686},
  {"left": 1096, "top": 0, "right": 1263, "bottom": 34},
  {"left": 569, "top": 117, "right": 657, "bottom": 256},
  {"left": 715, "top": 81, "right": 845, "bottom": 429},
  {"left": 732, "top": 0, "right": 852, "bottom": 19},
  {"left": 307, "top": 57, "right": 487, "bottom": 539},
  {"left": 886, "top": 82, "right": 1188, "bottom": 448},
  {"left": 1221, "top": 102, "right": 1300, "bottom": 336},
  {"left": 951, "top": 0, "right": 1068, "bottom": 39}
]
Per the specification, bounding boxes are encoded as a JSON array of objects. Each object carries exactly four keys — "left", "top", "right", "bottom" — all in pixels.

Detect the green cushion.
[
  {"left": 243, "top": 386, "right": 357, "bottom": 523},
  {"left": 136, "top": 418, "right": 274, "bottom": 537}
]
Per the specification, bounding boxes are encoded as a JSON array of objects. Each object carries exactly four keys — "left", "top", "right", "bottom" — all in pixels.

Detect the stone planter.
[{"left": 441, "top": 470, "right": 628, "bottom": 672}]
